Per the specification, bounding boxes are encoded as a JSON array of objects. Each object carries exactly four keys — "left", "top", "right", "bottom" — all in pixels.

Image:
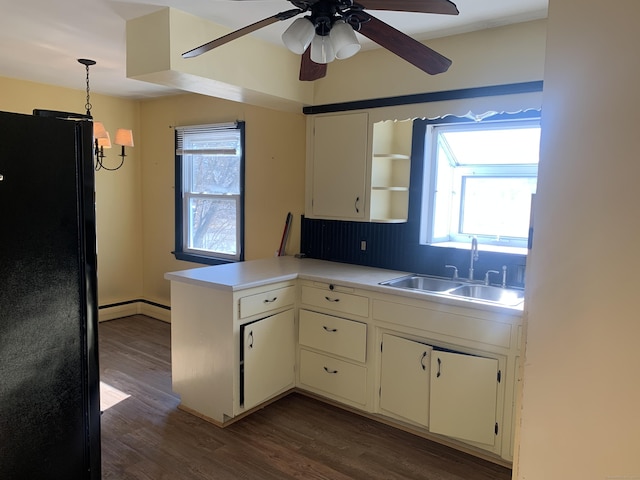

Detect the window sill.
[
  {"left": 430, "top": 242, "right": 528, "bottom": 256},
  {"left": 173, "top": 251, "right": 239, "bottom": 266}
]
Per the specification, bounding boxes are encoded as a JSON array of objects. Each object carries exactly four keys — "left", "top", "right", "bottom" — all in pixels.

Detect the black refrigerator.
[{"left": 0, "top": 110, "right": 101, "bottom": 479}]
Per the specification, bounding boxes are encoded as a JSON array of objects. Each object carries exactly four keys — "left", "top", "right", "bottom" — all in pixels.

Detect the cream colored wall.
[
  {"left": 0, "top": 76, "right": 143, "bottom": 307},
  {"left": 0, "top": 18, "right": 547, "bottom": 318},
  {"left": 516, "top": 0, "right": 640, "bottom": 478},
  {"left": 138, "top": 93, "right": 306, "bottom": 307},
  {"left": 310, "top": 19, "right": 547, "bottom": 106}
]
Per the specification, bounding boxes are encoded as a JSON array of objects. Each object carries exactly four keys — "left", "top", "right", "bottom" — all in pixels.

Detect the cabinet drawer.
[
  {"left": 300, "top": 286, "right": 369, "bottom": 318},
  {"left": 299, "top": 349, "right": 367, "bottom": 405},
  {"left": 299, "top": 310, "right": 367, "bottom": 362},
  {"left": 239, "top": 285, "right": 296, "bottom": 319}
]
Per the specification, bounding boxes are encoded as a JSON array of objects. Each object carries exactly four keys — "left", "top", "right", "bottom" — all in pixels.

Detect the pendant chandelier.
[{"left": 78, "top": 59, "right": 134, "bottom": 171}]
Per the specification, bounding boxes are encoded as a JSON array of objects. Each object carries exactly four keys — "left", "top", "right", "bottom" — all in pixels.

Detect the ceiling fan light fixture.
[
  {"left": 310, "top": 33, "right": 335, "bottom": 64},
  {"left": 330, "top": 20, "right": 361, "bottom": 60},
  {"left": 282, "top": 17, "right": 315, "bottom": 55}
]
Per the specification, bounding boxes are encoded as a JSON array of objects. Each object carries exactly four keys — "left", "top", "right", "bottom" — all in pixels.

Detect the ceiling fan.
[{"left": 182, "top": 0, "right": 459, "bottom": 81}]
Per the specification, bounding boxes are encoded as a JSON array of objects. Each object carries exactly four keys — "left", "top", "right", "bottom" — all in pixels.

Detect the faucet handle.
[
  {"left": 484, "top": 270, "right": 500, "bottom": 286},
  {"left": 444, "top": 265, "right": 459, "bottom": 279}
]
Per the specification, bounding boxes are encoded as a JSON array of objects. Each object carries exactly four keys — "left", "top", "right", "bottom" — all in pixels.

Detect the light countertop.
[{"left": 165, "top": 256, "right": 523, "bottom": 314}]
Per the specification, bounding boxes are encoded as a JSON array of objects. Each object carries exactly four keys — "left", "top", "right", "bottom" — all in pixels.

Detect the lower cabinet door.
[
  {"left": 379, "top": 334, "right": 432, "bottom": 428},
  {"left": 242, "top": 309, "right": 295, "bottom": 411},
  {"left": 429, "top": 350, "right": 498, "bottom": 446},
  {"left": 299, "top": 349, "right": 367, "bottom": 405}
]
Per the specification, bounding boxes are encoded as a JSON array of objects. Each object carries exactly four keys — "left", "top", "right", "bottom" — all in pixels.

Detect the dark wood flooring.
[{"left": 99, "top": 315, "right": 512, "bottom": 480}]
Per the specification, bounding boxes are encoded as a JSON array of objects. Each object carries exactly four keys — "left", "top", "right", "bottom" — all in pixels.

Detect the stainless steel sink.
[
  {"left": 380, "top": 275, "right": 464, "bottom": 292},
  {"left": 448, "top": 284, "right": 524, "bottom": 306},
  {"left": 380, "top": 274, "right": 525, "bottom": 306}
]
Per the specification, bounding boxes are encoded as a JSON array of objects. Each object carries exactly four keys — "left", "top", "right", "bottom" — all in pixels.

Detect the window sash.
[{"left": 183, "top": 193, "right": 241, "bottom": 260}]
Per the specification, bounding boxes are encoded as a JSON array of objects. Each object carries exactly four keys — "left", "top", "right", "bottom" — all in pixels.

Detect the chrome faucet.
[
  {"left": 484, "top": 270, "right": 500, "bottom": 286},
  {"left": 445, "top": 264, "right": 459, "bottom": 279},
  {"left": 468, "top": 236, "right": 479, "bottom": 281}
]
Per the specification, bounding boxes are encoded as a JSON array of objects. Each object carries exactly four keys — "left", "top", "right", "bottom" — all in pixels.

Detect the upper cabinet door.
[{"left": 309, "top": 113, "right": 369, "bottom": 220}]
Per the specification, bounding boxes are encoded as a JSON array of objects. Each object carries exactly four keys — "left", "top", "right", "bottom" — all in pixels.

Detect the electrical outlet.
[{"left": 360, "top": 241, "right": 367, "bottom": 251}]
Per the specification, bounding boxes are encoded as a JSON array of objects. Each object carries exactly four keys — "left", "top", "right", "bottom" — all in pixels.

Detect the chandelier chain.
[{"left": 84, "top": 64, "right": 92, "bottom": 116}]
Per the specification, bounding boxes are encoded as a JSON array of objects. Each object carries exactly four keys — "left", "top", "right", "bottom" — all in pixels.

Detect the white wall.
[{"left": 516, "top": 0, "right": 640, "bottom": 478}]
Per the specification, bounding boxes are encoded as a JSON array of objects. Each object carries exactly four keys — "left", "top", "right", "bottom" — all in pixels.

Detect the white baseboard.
[{"left": 99, "top": 301, "right": 171, "bottom": 323}]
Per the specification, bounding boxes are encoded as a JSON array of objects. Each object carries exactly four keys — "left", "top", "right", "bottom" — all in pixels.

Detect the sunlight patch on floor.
[{"left": 100, "top": 381, "right": 131, "bottom": 411}]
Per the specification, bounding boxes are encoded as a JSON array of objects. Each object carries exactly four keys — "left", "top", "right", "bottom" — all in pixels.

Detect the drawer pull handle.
[
  {"left": 323, "top": 367, "right": 338, "bottom": 374},
  {"left": 248, "top": 330, "right": 254, "bottom": 349},
  {"left": 420, "top": 351, "right": 427, "bottom": 371},
  {"left": 323, "top": 326, "right": 337, "bottom": 332},
  {"left": 324, "top": 296, "right": 340, "bottom": 302},
  {"left": 436, "top": 357, "right": 442, "bottom": 378},
  {"left": 263, "top": 297, "right": 277, "bottom": 303}
]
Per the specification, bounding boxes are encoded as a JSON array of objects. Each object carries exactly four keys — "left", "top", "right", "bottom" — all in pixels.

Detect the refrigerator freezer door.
[{"left": 0, "top": 110, "right": 100, "bottom": 479}]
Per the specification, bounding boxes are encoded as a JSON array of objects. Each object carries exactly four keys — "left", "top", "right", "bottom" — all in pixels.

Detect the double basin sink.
[{"left": 380, "top": 274, "right": 524, "bottom": 306}]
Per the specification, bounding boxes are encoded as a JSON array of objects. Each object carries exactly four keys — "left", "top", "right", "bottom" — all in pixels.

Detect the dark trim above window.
[{"left": 302, "top": 81, "right": 544, "bottom": 115}]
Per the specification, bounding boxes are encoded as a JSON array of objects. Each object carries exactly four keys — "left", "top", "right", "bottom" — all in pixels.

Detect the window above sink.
[{"left": 419, "top": 111, "right": 540, "bottom": 253}]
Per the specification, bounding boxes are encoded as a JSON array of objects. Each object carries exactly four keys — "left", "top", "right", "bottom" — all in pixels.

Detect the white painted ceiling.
[{"left": 0, "top": 0, "right": 547, "bottom": 100}]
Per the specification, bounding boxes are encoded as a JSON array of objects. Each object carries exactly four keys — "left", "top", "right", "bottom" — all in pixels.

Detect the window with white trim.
[
  {"left": 422, "top": 115, "right": 540, "bottom": 251},
  {"left": 174, "top": 122, "right": 244, "bottom": 264}
]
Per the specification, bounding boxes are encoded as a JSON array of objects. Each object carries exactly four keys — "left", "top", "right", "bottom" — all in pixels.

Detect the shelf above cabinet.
[
  {"left": 371, "top": 217, "right": 407, "bottom": 223},
  {"left": 372, "top": 186, "right": 409, "bottom": 191},
  {"left": 373, "top": 153, "right": 410, "bottom": 160}
]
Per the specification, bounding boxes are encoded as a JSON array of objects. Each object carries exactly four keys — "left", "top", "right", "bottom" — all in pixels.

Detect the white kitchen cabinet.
[
  {"left": 299, "top": 349, "right": 368, "bottom": 405},
  {"left": 298, "top": 282, "right": 370, "bottom": 407},
  {"left": 307, "top": 112, "right": 369, "bottom": 220},
  {"left": 379, "top": 334, "right": 432, "bottom": 428},
  {"left": 242, "top": 309, "right": 295, "bottom": 411},
  {"left": 306, "top": 113, "right": 413, "bottom": 222},
  {"left": 166, "top": 258, "right": 522, "bottom": 463},
  {"left": 300, "top": 285, "right": 369, "bottom": 318},
  {"left": 299, "top": 309, "right": 367, "bottom": 362},
  {"left": 168, "top": 279, "right": 296, "bottom": 425},
  {"left": 429, "top": 350, "right": 499, "bottom": 446}
]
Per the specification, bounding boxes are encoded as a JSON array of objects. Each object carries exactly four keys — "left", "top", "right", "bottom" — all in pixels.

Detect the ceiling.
[{"left": 0, "top": 0, "right": 548, "bottom": 100}]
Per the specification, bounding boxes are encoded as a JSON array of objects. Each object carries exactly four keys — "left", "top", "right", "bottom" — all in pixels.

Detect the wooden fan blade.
[
  {"left": 356, "top": 12, "right": 452, "bottom": 74},
  {"left": 299, "top": 48, "right": 327, "bottom": 81},
  {"left": 183, "top": 9, "right": 302, "bottom": 58},
  {"left": 357, "top": 0, "right": 459, "bottom": 15}
]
